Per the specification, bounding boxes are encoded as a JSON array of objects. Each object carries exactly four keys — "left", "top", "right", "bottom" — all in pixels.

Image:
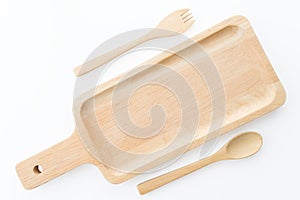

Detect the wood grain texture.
[
  {"left": 74, "top": 15, "right": 286, "bottom": 183},
  {"left": 16, "top": 15, "right": 286, "bottom": 189},
  {"left": 16, "top": 131, "right": 109, "bottom": 190}
]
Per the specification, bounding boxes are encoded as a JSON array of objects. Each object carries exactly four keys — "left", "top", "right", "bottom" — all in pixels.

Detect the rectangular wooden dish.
[
  {"left": 75, "top": 15, "right": 286, "bottom": 182},
  {"left": 17, "top": 16, "right": 286, "bottom": 189}
]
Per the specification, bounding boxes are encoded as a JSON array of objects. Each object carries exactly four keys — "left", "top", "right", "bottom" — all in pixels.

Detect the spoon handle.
[{"left": 137, "top": 155, "right": 219, "bottom": 195}]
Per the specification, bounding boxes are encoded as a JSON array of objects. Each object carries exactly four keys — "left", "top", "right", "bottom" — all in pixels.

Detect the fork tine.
[
  {"left": 184, "top": 16, "right": 194, "bottom": 23},
  {"left": 180, "top": 9, "right": 190, "bottom": 16},
  {"left": 185, "top": 19, "right": 195, "bottom": 25},
  {"left": 182, "top": 12, "right": 192, "bottom": 20}
]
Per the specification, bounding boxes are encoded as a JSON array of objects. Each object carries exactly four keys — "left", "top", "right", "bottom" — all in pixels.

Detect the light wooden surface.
[
  {"left": 16, "top": 15, "right": 286, "bottom": 189},
  {"left": 137, "top": 132, "right": 263, "bottom": 195},
  {"left": 16, "top": 131, "right": 109, "bottom": 190},
  {"left": 73, "top": 8, "right": 194, "bottom": 76},
  {"left": 74, "top": 15, "right": 286, "bottom": 183}
]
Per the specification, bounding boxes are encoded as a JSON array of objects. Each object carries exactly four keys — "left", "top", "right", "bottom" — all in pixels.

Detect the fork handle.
[
  {"left": 137, "top": 155, "right": 219, "bottom": 195},
  {"left": 73, "top": 31, "right": 155, "bottom": 76}
]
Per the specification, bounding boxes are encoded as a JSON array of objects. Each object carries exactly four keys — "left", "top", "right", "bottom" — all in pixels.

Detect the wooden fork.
[{"left": 73, "top": 8, "right": 194, "bottom": 76}]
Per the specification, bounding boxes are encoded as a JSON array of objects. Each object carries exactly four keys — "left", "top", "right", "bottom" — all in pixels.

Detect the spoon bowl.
[{"left": 222, "top": 132, "right": 263, "bottom": 159}]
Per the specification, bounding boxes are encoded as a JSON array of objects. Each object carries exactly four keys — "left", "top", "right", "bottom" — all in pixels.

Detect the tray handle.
[{"left": 16, "top": 131, "right": 94, "bottom": 190}]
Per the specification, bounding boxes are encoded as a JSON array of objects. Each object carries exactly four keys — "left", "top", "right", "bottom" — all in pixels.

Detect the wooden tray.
[{"left": 16, "top": 16, "right": 286, "bottom": 189}]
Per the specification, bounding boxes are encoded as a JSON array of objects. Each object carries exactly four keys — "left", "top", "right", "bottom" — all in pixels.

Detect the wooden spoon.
[{"left": 137, "top": 132, "right": 263, "bottom": 195}]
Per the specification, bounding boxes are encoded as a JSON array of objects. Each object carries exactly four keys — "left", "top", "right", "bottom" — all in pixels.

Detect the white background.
[{"left": 1, "top": 0, "right": 299, "bottom": 199}]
